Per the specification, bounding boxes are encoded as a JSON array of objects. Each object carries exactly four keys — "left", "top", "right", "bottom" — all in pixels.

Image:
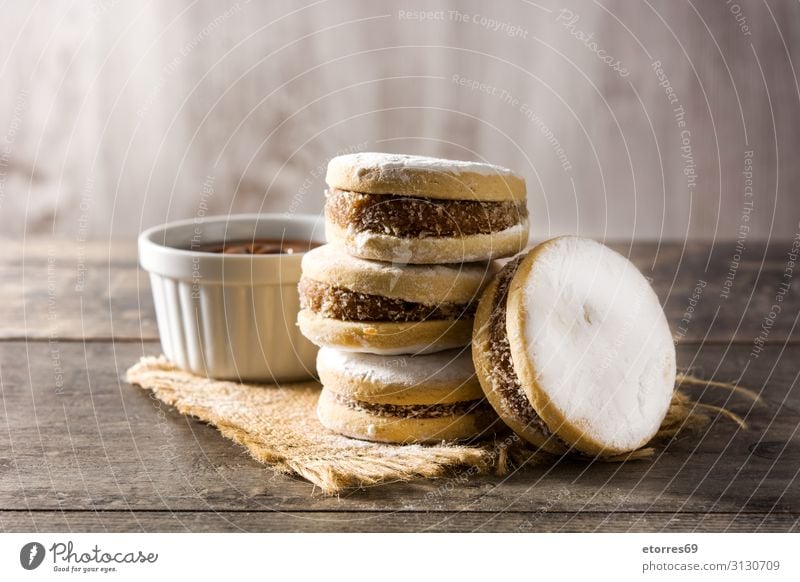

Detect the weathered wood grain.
[
  {"left": 2, "top": 2, "right": 800, "bottom": 242},
  {"left": 2, "top": 241, "right": 797, "bottom": 531},
  {"left": 1, "top": 241, "right": 798, "bottom": 342},
  {"left": 1, "top": 510, "right": 796, "bottom": 533},
  {"left": 0, "top": 341, "right": 797, "bottom": 520},
  {"left": 0, "top": 241, "right": 157, "bottom": 340}
]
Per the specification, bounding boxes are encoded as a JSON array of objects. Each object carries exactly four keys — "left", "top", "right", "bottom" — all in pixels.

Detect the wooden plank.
[
  {"left": 2, "top": 241, "right": 797, "bottom": 342},
  {"left": 1, "top": 341, "right": 797, "bottom": 515},
  {"left": 0, "top": 510, "right": 796, "bottom": 533},
  {"left": 650, "top": 241, "right": 800, "bottom": 345},
  {"left": 4, "top": 1, "right": 800, "bottom": 244},
  {"left": 0, "top": 241, "right": 157, "bottom": 340}
]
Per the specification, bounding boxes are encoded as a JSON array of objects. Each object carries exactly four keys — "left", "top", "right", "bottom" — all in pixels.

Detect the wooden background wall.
[{"left": 1, "top": 0, "right": 798, "bottom": 241}]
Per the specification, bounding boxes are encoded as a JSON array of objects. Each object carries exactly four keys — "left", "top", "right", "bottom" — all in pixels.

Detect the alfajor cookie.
[
  {"left": 325, "top": 152, "right": 529, "bottom": 264},
  {"left": 316, "top": 347, "right": 497, "bottom": 444},
  {"left": 298, "top": 243, "right": 496, "bottom": 355},
  {"left": 473, "top": 236, "right": 675, "bottom": 456}
]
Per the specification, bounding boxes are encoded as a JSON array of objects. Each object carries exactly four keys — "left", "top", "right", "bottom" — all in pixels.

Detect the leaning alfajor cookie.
[
  {"left": 298, "top": 243, "right": 496, "bottom": 355},
  {"left": 325, "top": 152, "right": 529, "bottom": 264},
  {"left": 316, "top": 347, "right": 497, "bottom": 444},
  {"left": 473, "top": 236, "right": 676, "bottom": 456}
]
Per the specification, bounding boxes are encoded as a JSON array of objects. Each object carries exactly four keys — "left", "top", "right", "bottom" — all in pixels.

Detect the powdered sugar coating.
[
  {"left": 301, "top": 243, "right": 495, "bottom": 304},
  {"left": 330, "top": 152, "right": 520, "bottom": 178},
  {"left": 516, "top": 236, "right": 675, "bottom": 452},
  {"left": 303, "top": 243, "right": 490, "bottom": 281},
  {"left": 317, "top": 347, "right": 476, "bottom": 388},
  {"left": 333, "top": 221, "right": 529, "bottom": 265}
]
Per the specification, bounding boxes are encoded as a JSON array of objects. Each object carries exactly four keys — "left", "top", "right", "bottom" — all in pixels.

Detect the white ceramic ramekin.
[{"left": 138, "top": 214, "right": 324, "bottom": 383}]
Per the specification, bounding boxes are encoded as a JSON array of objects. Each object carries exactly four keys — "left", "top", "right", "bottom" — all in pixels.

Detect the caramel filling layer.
[
  {"left": 325, "top": 188, "right": 527, "bottom": 238},
  {"left": 332, "top": 391, "right": 492, "bottom": 419},
  {"left": 299, "top": 279, "right": 476, "bottom": 322},
  {"left": 486, "top": 257, "right": 563, "bottom": 442}
]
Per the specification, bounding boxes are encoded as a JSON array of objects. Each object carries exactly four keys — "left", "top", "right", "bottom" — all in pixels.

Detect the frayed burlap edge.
[
  {"left": 126, "top": 356, "right": 754, "bottom": 494},
  {"left": 126, "top": 356, "right": 492, "bottom": 494}
]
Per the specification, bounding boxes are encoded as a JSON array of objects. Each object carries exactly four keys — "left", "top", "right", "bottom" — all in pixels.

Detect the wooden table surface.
[{"left": 0, "top": 240, "right": 798, "bottom": 532}]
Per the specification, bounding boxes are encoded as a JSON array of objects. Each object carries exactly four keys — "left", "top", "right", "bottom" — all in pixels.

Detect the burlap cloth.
[{"left": 126, "top": 356, "right": 753, "bottom": 495}]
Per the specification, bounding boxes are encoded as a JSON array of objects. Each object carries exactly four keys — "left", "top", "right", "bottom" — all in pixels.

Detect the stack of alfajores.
[
  {"left": 297, "top": 152, "right": 529, "bottom": 444},
  {"left": 297, "top": 153, "right": 678, "bottom": 458}
]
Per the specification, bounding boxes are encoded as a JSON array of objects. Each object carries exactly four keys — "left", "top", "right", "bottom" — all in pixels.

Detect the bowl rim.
[{"left": 138, "top": 213, "right": 325, "bottom": 261}]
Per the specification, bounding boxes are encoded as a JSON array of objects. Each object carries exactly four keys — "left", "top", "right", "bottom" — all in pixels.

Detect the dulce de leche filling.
[
  {"left": 298, "top": 278, "right": 476, "bottom": 322},
  {"left": 325, "top": 188, "right": 527, "bottom": 238},
  {"left": 332, "top": 391, "right": 493, "bottom": 419},
  {"left": 487, "top": 257, "right": 562, "bottom": 442}
]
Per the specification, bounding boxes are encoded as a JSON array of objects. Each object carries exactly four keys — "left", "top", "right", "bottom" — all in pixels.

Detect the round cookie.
[
  {"left": 473, "top": 236, "right": 676, "bottom": 457},
  {"left": 298, "top": 244, "right": 496, "bottom": 355},
  {"left": 317, "top": 346, "right": 486, "bottom": 405},
  {"left": 298, "top": 311, "right": 474, "bottom": 356},
  {"left": 326, "top": 152, "right": 527, "bottom": 201},
  {"left": 324, "top": 152, "right": 529, "bottom": 264},
  {"left": 325, "top": 221, "right": 528, "bottom": 266},
  {"left": 316, "top": 347, "right": 498, "bottom": 444}
]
